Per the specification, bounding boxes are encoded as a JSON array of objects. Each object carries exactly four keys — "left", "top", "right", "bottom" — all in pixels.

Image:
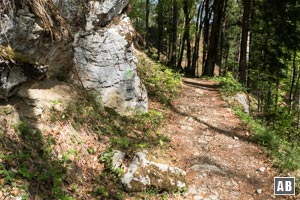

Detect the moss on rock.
[{"left": 0, "top": 45, "right": 35, "bottom": 64}]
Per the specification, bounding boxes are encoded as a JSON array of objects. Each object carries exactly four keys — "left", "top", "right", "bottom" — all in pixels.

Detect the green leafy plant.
[
  {"left": 235, "top": 108, "right": 300, "bottom": 171},
  {"left": 8, "top": 122, "right": 71, "bottom": 199},
  {"left": 214, "top": 72, "right": 245, "bottom": 95},
  {"left": 137, "top": 54, "right": 183, "bottom": 104}
]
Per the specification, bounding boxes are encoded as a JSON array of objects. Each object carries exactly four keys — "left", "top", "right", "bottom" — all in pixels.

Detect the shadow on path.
[
  {"left": 183, "top": 80, "right": 220, "bottom": 91},
  {"left": 168, "top": 102, "right": 253, "bottom": 144},
  {"left": 187, "top": 155, "right": 262, "bottom": 187}
]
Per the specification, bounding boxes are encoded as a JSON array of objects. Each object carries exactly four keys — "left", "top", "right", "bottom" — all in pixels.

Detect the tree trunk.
[
  {"left": 157, "top": 0, "right": 163, "bottom": 60},
  {"left": 239, "top": 0, "right": 251, "bottom": 86},
  {"left": 145, "top": 0, "right": 150, "bottom": 49},
  {"left": 192, "top": 1, "right": 205, "bottom": 76},
  {"left": 183, "top": 0, "right": 192, "bottom": 75},
  {"left": 289, "top": 49, "right": 297, "bottom": 113},
  {"left": 177, "top": 32, "right": 186, "bottom": 69},
  {"left": 203, "top": 0, "right": 225, "bottom": 76},
  {"left": 292, "top": 66, "right": 300, "bottom": 104},
  {"left": 170, "top": 0, "right": 178, "bottom": 67},
  {"left": 202, "top": 0, "right": 210, "bottom": 72},
  {"left": 218, "top": 0, "right": 228, "bottom": 75}
]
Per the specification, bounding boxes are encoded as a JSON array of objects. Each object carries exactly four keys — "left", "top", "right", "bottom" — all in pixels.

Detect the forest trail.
[{"left": 152, "top": 78, "right": 282, "bottom": 200}]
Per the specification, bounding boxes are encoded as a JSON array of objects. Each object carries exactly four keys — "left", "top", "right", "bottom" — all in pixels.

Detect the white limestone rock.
[
  {"left": 121, "top": 152, "right": 186, "bottom": 192},
  {"left": 74, "top": 12, "right": 148, "bottom": 114},
  {"left": 231, "top": 92, "right": 250, "bottom": 113}
]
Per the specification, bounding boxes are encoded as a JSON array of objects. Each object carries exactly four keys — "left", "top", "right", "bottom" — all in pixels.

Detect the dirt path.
[{"left": 152, "top": 78, "right": 283, "bottom": 200}]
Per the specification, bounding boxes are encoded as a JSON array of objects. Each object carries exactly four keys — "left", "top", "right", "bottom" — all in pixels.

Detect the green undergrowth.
[
  {"left": 234, "top": 109, "right": 300, "bottom": 171},
  {"left": 137, "top": 51, "right": 183, "bottom": 104},
  {"left": 0, "top": 122, "right": 73, "bottom": 200},
  {"left": 50, "top": 92, "right": 171, "bottom": 199},
  {"left": 213, "top": 72, "right": 246, "bottom": 95},
  {"left": 52, "top": 95, "right": 167, "bottom": 151},
  {"left": 215, "top": 74, "right": 300, "bottom": 172}
]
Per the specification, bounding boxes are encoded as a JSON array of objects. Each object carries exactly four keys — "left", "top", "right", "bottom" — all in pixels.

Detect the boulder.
[
  {"left": 121, "top": 152, "right": 186, "bottom": 192},
  {"left": 0, "top": 0, "right": 148, "bottom": 114},
  {"left": 231, "top": 92, "right": 250, "bottom": 113},
  {"left": 73, "top": 1, "right": 148, "bottom": 114}
]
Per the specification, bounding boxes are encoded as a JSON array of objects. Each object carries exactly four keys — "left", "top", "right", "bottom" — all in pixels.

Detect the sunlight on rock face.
[{"left": 74, "top": 8, "right": 148, "bottom": 114}]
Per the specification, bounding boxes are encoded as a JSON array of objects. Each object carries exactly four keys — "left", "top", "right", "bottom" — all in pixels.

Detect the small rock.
[
  {"left": 180, "top": 125, "right": 194, "bottom": 131},
  {"left": 258, "top": 167, "right": 265, "bottom": 173},
  {"left": 231, "top": 92, "right": 250, "bottom": 113},
  {"left": 232, "top": 180, "right": 238, "bottom": 186},
  {"left": 204, "top": 135, "right": 214, "bottom": 141},
  {"left": 193, "top": 152, "right": 200, "bottom": 157},
  {"left": 111, "top": 150, "right": 125, "bottom": 170},
  {"left": 209, "top": 194, "right": 219, "bottom": 200},
  {"left": 194, "top": 195, "right": 203, "bottom": 200},
  {"left": 191, "top": 164, "right": 224, "bottom": 175},
  {"left": 247, "top": 174, "right": 251, "bottom": 178},
  {"left": 186, "top": 185, "right": 198, "bottom": 195},
  {"left": 187, "top": 117, "right": 194, "bottom": 123},
  {"left": 198, "top": 138, "right": 208, "bottom": 144},
  {"left": 256, "top": 189, "right": 262, "bottom": 194},
  {"left": 232, "top": 191, "right": 240, "bottom": 196},
  {"left": 233, "top": 136, "right": 239, "bottom": 140},
  {"left": 228, "top": 145, "right": 233, "bottom": 149}
]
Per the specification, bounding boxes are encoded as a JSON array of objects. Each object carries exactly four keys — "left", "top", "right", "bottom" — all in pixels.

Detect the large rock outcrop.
[
  {"left": 73, "top": 1, "right": 147, "bottom": 113},
  {"left": 0, "top": 0, "right": 148, "bottom": 113}
]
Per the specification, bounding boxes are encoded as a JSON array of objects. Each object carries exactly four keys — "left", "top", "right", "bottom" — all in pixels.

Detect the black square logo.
[{"left": 274, "top": 177, "right": 295, "bottom": 195}]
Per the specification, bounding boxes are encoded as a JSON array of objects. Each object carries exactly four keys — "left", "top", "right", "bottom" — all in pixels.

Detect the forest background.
[{"left": 129, "top": 0, "right": 300, "bottom": 171}]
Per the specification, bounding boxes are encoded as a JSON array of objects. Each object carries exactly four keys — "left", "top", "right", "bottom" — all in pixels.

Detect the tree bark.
[
  {"left": 202, "top": 0, "right": 210, "bottom": 72},
  {"left": 203, "top": 0, "right": 225, "bottom": 76},
  {"left": 170, "top": 0, "right": 178, "bottom": 67},
  {"left": 289, "top": 49, "right": 297, "bottom": 113},
  {"left": 178, "top": 32, "right": 186, "bottom": 69},
  {"left": 157, "top": 0, "right": 163, "bottom": 60},
  {"left": 145, "top": 0, "right": 150, "bottom": 49},
  {"left": 182, "top": 0, "right": 192, "bottom": 74},
  {"left": 192, "top": 1, "right": 205, "bottom": 76},
  {"left": 239, "top": 0, "right": 251, "bottom": 86}
]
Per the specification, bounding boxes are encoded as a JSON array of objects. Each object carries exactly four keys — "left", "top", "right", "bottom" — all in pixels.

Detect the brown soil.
[{"left": 149, "top": 78, "right": 293, "bottom": 200}]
